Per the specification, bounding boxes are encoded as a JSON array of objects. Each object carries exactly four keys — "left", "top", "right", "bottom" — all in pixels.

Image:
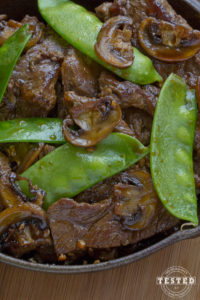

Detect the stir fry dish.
[{"left": 0, "top": 0, "right": 199, "bottom": 265}]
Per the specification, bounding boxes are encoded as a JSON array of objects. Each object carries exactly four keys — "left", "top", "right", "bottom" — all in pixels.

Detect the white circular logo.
[{"left": 156, "top": 266, "right": 196, "bottom": 298}]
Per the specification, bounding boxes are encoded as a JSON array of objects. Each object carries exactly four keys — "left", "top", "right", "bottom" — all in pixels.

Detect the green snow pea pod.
[
  {"left": 38, "top": 0, "right": 162, "bottom": 85},
  {"left": 19, "top": 133, "right": 149, "bottom": 209},
  {"left": 0, "top": 118, "right": 65, "bottom": 144},
  {"left": 150, "top": 73, "right": 198, "bottom": 225},
  {"left": 0, "top": 25, "right": 31, "bottom": 103}
]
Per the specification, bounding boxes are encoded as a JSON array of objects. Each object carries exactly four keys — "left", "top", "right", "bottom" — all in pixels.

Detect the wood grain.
[{"left": 0, "top": 237, "right": 200, "bottom": 300}]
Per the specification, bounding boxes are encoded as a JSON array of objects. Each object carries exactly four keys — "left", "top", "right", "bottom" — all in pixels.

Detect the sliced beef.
[
  {"left": 0, "top": 25, "right": 69, "bottom": 120},
  {"left": 62, "top": 47, "right": 101, "bottom": 97},
  {"left": 95, "top": 2, "right": 113, "bottom": 21},
  {"left": 48, "top": 198, "right": 112, "bottom": 256},
  {"left": 3, "top": 35, "right": 67, "bottom": 118},
  {"left": 56, "top": 44, "right": 101, "bottom": 119},
  {"left": 99, "top": 71, "right": 159, "bottom": 115},
  {"left": 9, "top": 44, "right": 61, "bottom": 117},
  {"left": 123, "top": 108, "right": 152, "bottom": 145},
  {"left": 48, "top": 169, "right": 179, "bottom": 257},
  {"left": 75, "top": 174, "right": 121, "bottom": 204},
  {"left": 42, "top": 26, "right": 69, "bottom": 59},
  {"left": 48, "top": 191, "right": 179, "bottom": 257},
  {"left": 84, "top": 201, "right": 178, "bottom": 249}
]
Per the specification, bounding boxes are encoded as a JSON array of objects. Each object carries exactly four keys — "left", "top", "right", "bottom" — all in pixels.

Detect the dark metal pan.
[{"left": 0, "top": 0, "right": 199, "bottom": 274}]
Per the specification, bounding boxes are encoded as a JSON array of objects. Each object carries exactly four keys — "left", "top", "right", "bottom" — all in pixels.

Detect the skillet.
[{"left": 0, "top": 0, "right": 199, "bottom": 273}]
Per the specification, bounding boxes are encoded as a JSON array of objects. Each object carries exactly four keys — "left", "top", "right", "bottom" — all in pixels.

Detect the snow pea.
[
  {"left": 150, "top": 73, "right": 198, "bottom": 225},
  {"left": 0, "top": 25, "right": 31, "bottom": 103},
  {"left": 0, "top": 118, "right": 65, "bottom": 144},
  {"left": 19, "top": 133, "right": 149, "bottom": 209},
  {"left": 38, "top": 0, "right": 162, "bottom": 85}
]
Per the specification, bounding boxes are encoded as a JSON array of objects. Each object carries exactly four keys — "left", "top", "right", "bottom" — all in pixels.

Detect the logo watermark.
[{"left": 156, "top": 266, "right": 196, "bottom": 298}]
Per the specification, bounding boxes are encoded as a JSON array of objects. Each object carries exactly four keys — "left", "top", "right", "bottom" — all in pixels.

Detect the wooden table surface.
[{"left": 0, "top": 237, "right": 200, "bottom": 300}]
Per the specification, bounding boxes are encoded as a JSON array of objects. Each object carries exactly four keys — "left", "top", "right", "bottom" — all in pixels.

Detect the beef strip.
[
  {"left": 62, "top": 47, "right": 101, "bottom": 97},
  {"left": 57, "top": 47, "right": 101, "bottom": 119},
  {"left": 84, "top": 200, "right": 178, "bottom": 249},
  {"left": 95, "top": 2, "right": 113, "bottom": 21},
  {"left": 7, "top": 44, "right": 61, "bottom": 117},
  {"left": 0, "top": 24, "right": 69, "bottom": 120},
  {"left": 75, "top": 174, "right": 121, "bottom": 204},
  {"left": 42, "top": 26, "right": 69, "bottom": 59},
  {"left": 99, "top": 71, "right": 159, "bottom": 116},
  {"left": 123, "top": 108, "right": 152, "bottom": 145},
  {"left": 48, "top": 193, "right": 179, "bottom": 257},
  {"left": 48, "top": 168, "right": 179, "bottom": 257},
  {"left": 48, "top": 198, "right": 112, "bottom": 256}
]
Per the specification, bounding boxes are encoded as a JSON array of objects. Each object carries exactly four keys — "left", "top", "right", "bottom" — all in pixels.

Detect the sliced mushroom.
[
  {"left": 0, "top": 151, "right": 45, "bottom": 208},
  {"left": 138, "top": 17, "right": 200, "bottom": 62},
  {"left": 95, "top": 2, "right": 112, "bottom": 22},
  {"left": 0, "top": 203, "right": 48, "bottom": 236},
  {"left": 63, "top": 91, "right": 121, "bottom": 147},
  {"left": 0, "top": 152, "right": 25, "bottom": 208},
  {"left": 16, "top": 176, "right": 46, "bottom": 207},
  {"left": 0, "top": 203, "right": 51, "bottom": 257},
  {"left": 95, "top": 16, "right": 134, "bottom": 68},
  {"left": 114, "top": 170, "right": 158, "bottom": 231}
]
